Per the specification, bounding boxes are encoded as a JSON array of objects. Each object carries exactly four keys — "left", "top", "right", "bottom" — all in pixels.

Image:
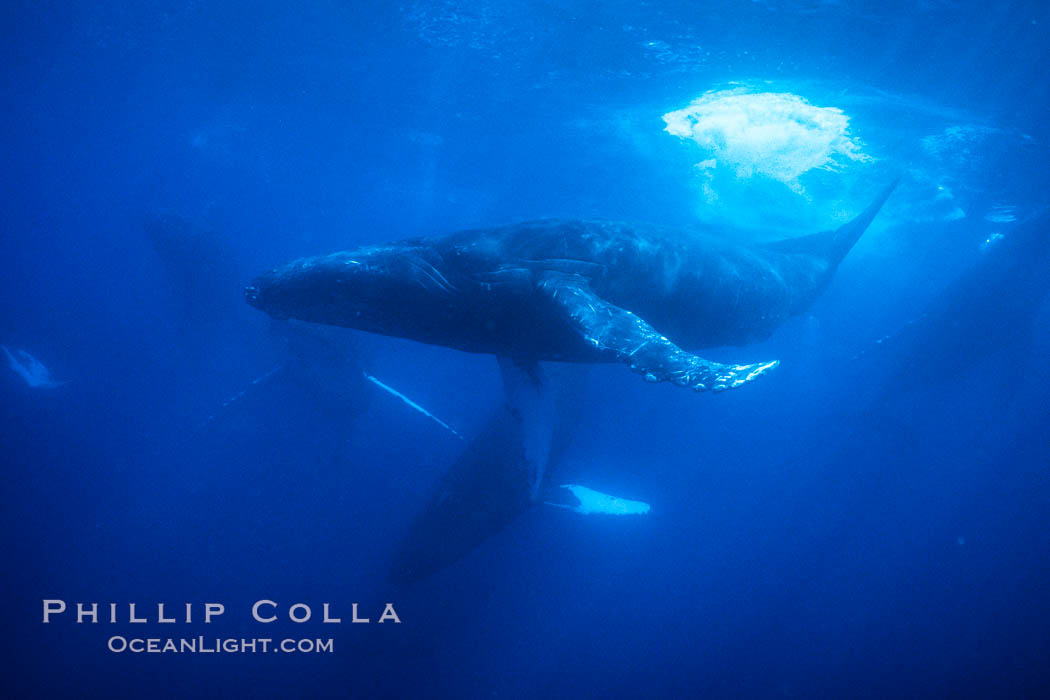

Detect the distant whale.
[
  {"left": 859, "top": 208, "right": 1050, "bottom": 389},
  {"left": 246, "top": 180, "right": 897, "bottom": 393},
  {"left": 2, "top": 346, "right": 67, "bottom": 389}
]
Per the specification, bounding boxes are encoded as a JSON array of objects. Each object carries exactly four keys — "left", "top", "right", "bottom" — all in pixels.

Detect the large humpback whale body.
[
  {"left": 247, "top": 181, "right": 897, "bottom": 393},
  {"left": 246, "top": 181, "right": 897, "bottom": 581}
]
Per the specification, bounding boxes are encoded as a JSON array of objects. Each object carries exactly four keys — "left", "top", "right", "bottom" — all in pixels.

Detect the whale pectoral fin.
[
  {"left": 538, "top": 275, "right": 778, "bottom": 392},
  {"left": 544, "top": 484, "right": 651, "bottom": 515}
]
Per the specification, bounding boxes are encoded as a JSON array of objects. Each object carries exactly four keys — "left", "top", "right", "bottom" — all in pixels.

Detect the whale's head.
[{"left": 246, "top": 244, "right": 463, "bottom": 341}]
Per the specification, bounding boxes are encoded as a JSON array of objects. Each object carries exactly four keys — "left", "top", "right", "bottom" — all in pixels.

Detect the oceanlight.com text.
[{"left": 107, "top": 636, "right": 334, "bottom": 654}]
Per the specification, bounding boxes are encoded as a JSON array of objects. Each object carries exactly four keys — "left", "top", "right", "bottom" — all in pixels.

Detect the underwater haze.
[{"left": 2, "top": 0, "right": 1048, "bottom": 698}]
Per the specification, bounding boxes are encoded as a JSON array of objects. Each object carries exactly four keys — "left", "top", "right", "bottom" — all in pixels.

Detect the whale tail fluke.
[
  {"left": 826, "top": 176, "right": 900, "bottom": 264},
  {"left": 763, "top": 177, "right": 899, "bottom": 265}
]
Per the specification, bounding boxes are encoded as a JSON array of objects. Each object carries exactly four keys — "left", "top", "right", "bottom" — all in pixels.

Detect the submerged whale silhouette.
[
  {"left": 2, "top": 346, "right": 68, "bottom": 389},
  {"left": 246, "top": 181, "right": 897, "bottom": 393}
]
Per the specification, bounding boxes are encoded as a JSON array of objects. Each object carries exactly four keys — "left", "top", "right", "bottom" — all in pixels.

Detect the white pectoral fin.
[
  {"left": 545, "top": 484, "right": 651, "bottom": 516},
  {"left": 365, "top": 373, "right": 464, "bottom": 440},
  {"left": 3, "top": 345, "right": 68, "bottom": 389}
]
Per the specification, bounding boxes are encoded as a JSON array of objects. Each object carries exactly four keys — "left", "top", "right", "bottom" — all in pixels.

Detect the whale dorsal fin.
[{"left": 538, "top": 274, "right": 778, "bottom": 392}]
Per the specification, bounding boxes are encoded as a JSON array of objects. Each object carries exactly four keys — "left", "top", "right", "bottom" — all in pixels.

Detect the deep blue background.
[{"left": 2, "top": 1, "right": 1048, "bottom": 697}]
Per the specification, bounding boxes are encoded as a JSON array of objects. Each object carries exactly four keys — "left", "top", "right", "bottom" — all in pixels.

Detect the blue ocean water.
[{"left": 2, "top": 1, "right": 1048, "bottom": 697}]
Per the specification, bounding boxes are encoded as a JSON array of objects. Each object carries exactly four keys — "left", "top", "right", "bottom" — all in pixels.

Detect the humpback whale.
[
  {"left": 145, "top": 214, "right": 239, "bottom": 328},
  {"left": 246, "top": 181, "right": 898, "bottom": 393},
  {"left": 246, "top": 183, "right": 897, "bottom": 581}
]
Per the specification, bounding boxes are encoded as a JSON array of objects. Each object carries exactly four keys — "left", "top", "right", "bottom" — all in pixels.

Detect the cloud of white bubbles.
[{"left": 662, "top": 89, "right": 871, "bottom": 194}]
